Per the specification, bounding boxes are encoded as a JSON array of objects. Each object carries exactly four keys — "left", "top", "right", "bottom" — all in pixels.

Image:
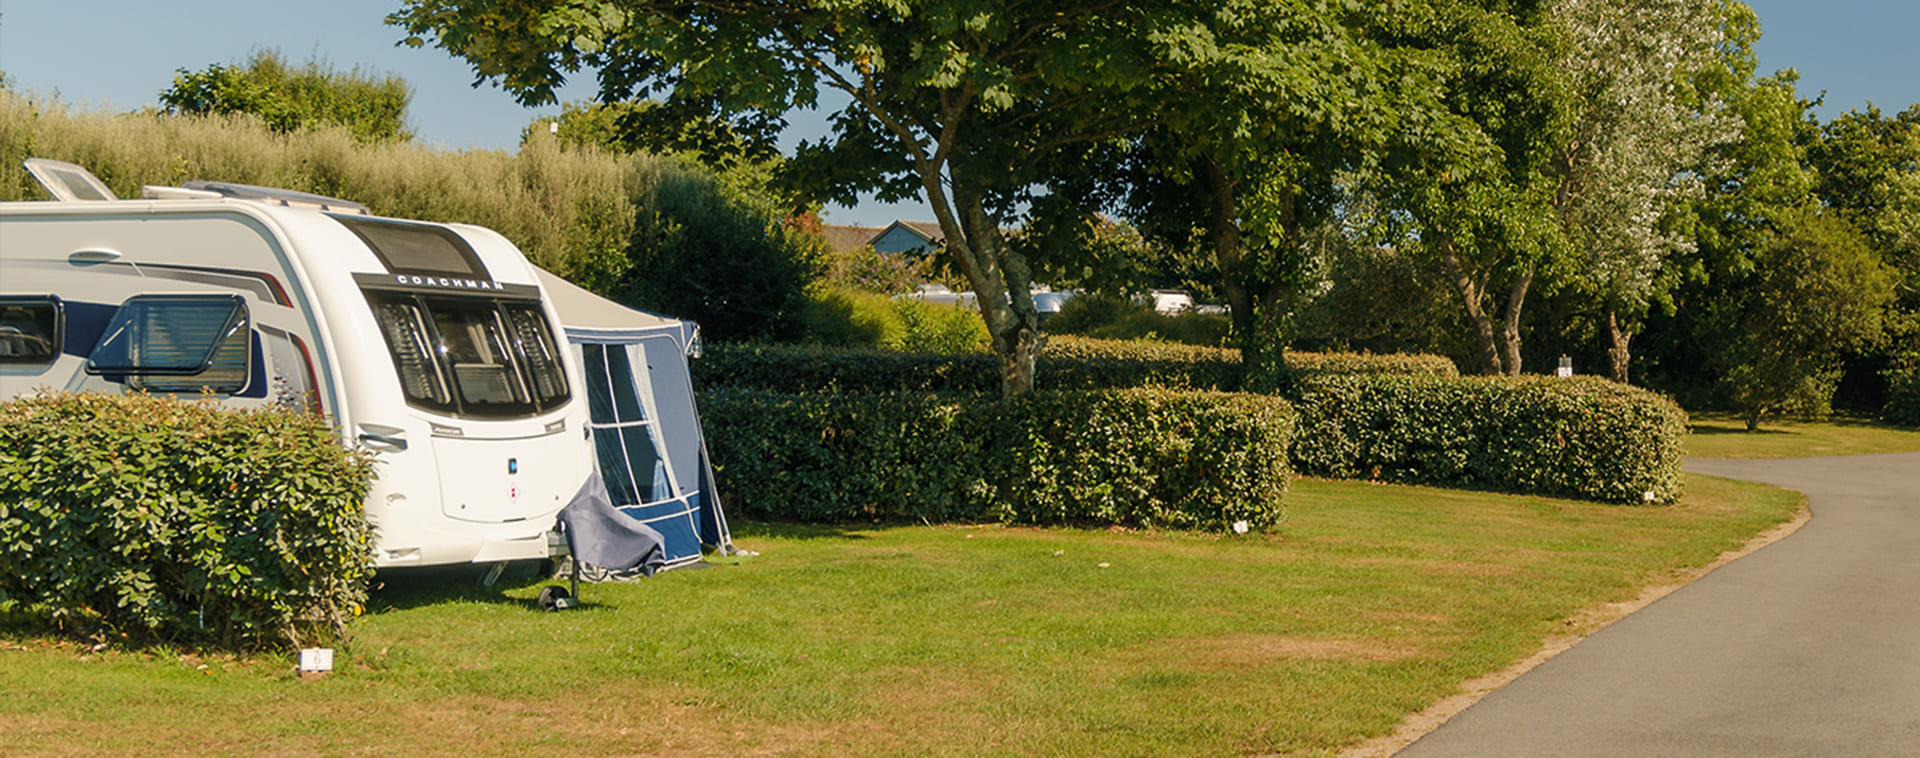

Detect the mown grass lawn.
[
  {"left": 1, "top": 473, "right": 1800, "bottom": 757},
  {"left": 1685, "top": 412, "right": 1920, "bottom": 459}
]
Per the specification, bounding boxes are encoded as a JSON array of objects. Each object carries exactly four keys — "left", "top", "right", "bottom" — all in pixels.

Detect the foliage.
[
  {"left": 392, "top": 0, "right": 1342, "bottom": 395},
  {"left": 1808, "top": 104, "right": 1920, "bottom": 419},
  {"left": 1361, "top": 0, "right": 1577, "bottom": 377},
  {"left": 694, "top": 337, "right": 1455, "bottom": 395},
  {"left": 1708, "top": 207, "right": 1894, "bottom": 429},
  {"left": 700, "top": 389, "right": 1293, "bottom": 530},
  {"left": 618, "top": 163, "right": 825, "bottom": 342},
  {"left": 1065, "top": 1, "right": 1434, "bottom": 391},
  {"left": 1885, "top": 353, "right": 1920, "bottom": 427},
  {"left": 1546, "top": 0, "right": 1745, "bottom": 382},
  {"left": 0, "top": 393, "right": 375, "bottom": 649},
  {"left": 798, "top": 288, "right": 987, "bottom": 355},
  {"left": 158, "top": 50, "right": 413, "bottom": 143},
  {"left": 1290, "top": 375, "right": 1689, "bottom": 504},
  {"left": 1046, "top": 294, "right": 1232, "bottom": 347},
  {"left": 1018, "top": 215, "right": 1216, "bottom": 301},
  {"left": 819, "top": 244, "right": 932, "bottom": 297},
  {"left": 1291, "top": 240, "right": 1470, "bottom": 360}
]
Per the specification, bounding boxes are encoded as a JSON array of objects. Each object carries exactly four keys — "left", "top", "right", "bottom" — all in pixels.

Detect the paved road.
[{"left": 1398, "top": 451, "right": 1920, "bottom": 757}]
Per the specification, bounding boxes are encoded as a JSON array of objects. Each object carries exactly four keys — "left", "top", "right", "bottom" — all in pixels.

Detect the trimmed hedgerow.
[
  {"left": 698, "top": 389, "right": 1293, "bottom": 530},
  {"left": 0, "top": 393, "right": 376, "bottom": 649},
  {"left": 693, "top": 336, "right": 1453, "bottom": 394},
  {"left": 1289, "top": 375, "right": 1688, "bottom": 504}
]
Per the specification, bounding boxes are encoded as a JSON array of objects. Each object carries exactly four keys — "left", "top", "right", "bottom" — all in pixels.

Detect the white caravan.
[{"left": 0, "top": 159, "right": 592, "bottom": 569}]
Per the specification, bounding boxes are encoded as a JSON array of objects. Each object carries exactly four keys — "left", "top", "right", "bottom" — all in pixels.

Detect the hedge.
[
  {"left": 1883, "top": 353, "right": 1920, "bottom": 427},
  {"left": 699, "top": 389, "right": 1295, "bottom": 530},
  {"left": 693, "top": 336, "right": 1455, "bottom": 394},
  {"left": 1289, "top": 375, "right": 1688, "bottom": 504},
  {"left": 0, "top": 393, "right": 376, "bottom": 649}
]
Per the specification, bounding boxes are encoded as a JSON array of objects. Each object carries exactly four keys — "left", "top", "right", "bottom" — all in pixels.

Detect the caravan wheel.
[{"left": 536, "top": 585, "right": 573, "bottom": 612}]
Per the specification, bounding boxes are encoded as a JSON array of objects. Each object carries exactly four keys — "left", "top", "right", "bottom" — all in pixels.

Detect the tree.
[
  {"left": 1808, "top": 105, "right": 1920, "bottom": 418},
  {"left": 159, "top": 50, "right": 413, "bottom": 143},
  {"left": 1709, "top": 207, "right": 1892, "bottom": 429},
  {"left": 619, "top": 161, "right": 827, "bottom": 343},
  {"left": 1362, "top": 0, "right": 1577, "bottom": 376},
  {"left": 1021, "top": 2, "right": 1433, "bottom": 389},
  {"left": 393, "top": 0, "right": 1219, "bottom": 395},
  {"left": 1546, "top": 0, "right": 1744, "bottom": 383}
]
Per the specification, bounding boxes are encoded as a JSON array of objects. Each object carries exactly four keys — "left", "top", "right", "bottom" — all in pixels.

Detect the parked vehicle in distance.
[{"left": 0, "top": 158, "right": 593, "bottom": 570}]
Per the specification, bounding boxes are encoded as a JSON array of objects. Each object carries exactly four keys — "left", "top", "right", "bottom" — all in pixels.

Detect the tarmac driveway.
[{"left": 1397, "top": 451, "right": 1920, "bottom": 757}]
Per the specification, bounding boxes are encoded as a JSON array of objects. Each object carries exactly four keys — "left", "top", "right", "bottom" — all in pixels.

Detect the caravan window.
[
  {"left": 84, "top": 295, "right": 251, "bottom": 394},
  {"left": 0, "top": 297, "right": 63, "bottom": 365},
  {"left": 366, "top": 292, "right": 570, "bottom": 419}
]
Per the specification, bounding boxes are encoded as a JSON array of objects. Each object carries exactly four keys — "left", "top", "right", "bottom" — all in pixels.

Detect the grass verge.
[
  {"left": 1685, "top": 412, "right": 1920, "bottom": 459},
  {"left": 0, "top": 474, "right": 1800, "bottom": 756}
]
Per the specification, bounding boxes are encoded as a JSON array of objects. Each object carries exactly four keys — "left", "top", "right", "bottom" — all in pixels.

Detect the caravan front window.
[{"left": 366, "top": 292, "right": 570, "bottom": 419}]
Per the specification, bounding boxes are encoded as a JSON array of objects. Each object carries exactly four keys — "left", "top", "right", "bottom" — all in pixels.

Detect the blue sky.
[{"left": 3, "top": 0, "right": 1917, "bottom": 226}]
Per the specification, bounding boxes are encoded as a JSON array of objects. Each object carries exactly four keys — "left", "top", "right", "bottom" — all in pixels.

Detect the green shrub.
[
  {"left": 1884, "top": 350, "right": 1920, "bottom": 427},
  {"left": 0, "top": 393, "right": 376, "bottom": 649},
  {"left": 1048, "top": 293, "right": 1232, "bottom": 346},
  {"left": 799, "top": 289, "right": 990, "bottom": 354},
  {"left": 699, "top": 389, "right": 1293, "bottom": 530},
  {"left": 695, "top": 336, "right": 1453, "bottom": 394},
  {"left": 892, "top": 298, "right": 990, "bottom": 354},
  {"left": 800, "top": 288, "right": 908, "bottom": 349},
  {"left": 1289, "top": 375, "right": 1688, "bottom": 504}
]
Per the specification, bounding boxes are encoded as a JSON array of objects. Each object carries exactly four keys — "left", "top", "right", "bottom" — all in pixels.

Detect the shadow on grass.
[
  {"left": 368, "top": 562, "right": 560, "bottom": 614},
  {"left": 1688, "top": 424, "right": 1791, "bottom": 436}
]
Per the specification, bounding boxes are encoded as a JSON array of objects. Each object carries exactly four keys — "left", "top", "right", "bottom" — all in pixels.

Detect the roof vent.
[{"left": 22, "top": 158, "right": 118, "bottom": 201}]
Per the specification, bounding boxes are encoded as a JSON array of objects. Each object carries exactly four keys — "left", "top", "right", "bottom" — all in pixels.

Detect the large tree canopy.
[{"left": 393, "top": 0, "right": 1230, "bottom": 395}]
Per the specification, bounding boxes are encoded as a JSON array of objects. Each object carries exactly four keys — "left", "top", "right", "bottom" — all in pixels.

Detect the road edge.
[{"left": 1336, "top": 496, "right": 1813, "bottom": 758}]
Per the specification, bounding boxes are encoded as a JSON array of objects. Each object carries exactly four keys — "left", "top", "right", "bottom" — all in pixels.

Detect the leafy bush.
[
  {"left": 893, "top": 298, "right": 990, "bottom": 354},
  {"left": 1289, "top": 375, "right": 1688, "bottom": 504},
  {"left": 158, "top": 50, "right": 412, "bottom": 143},
  {"left": 820, "top": 243, "right": 933, "bottom": 296},
  {"left": 1883, "top": 350, "right": 1920, "bottom": 426},
  {"left": 0, "top": 393, "right": 376, "bottom": 649},
  {"left": 695, "top": 336, "right": 1454, "bottom": 393},
  {"left": 700, "top": 389, "right": 1293, "bottom": 530},
  {"left": 800, "top": 288, "right": 907, "bottom": 348},
  {"left": 1048, "top": 293, "right": 1231, "bottom": 346},
  {"left": 799, "top": 288, "right": 989, "bottom": 354}
]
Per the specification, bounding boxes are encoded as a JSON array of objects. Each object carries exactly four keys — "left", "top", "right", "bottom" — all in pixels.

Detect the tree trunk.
[
  {"left": 918, "top": 171, "right": 1039, "bottom": 396},
  {"left": 1498, "top": 266, "right": 1533, "bottom": 376},
  {"left": 1607, "top": 309, "right": 1633, "bottom": 384},
  {"left": 1199, "top": 156, "right": 1293, "bottom": 392},
  {"left": 1438, "top": 239, "right": 1502, "bottom": 375}
]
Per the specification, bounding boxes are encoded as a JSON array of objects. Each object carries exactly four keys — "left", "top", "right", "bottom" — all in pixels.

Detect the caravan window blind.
[
  {"left": 366, "top": 291, "right": 570, "bottom": 419},
  {"left": 85, "top": 295, "right": 251, "bottom": 394}
]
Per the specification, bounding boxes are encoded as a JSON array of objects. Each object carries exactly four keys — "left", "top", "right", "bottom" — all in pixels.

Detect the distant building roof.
[{"left": 871, "top": 220, "right": 945, "bottom": 256}]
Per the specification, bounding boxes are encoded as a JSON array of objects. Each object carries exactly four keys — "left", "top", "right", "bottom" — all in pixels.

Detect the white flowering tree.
[{"left": 1545, "top": 0, "right": 1745, "bottom": 382}]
